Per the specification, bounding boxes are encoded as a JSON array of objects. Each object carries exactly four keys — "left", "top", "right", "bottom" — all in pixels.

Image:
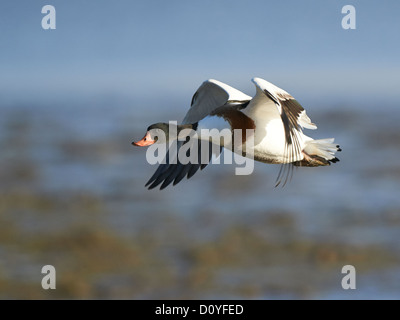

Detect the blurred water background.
[{"left": 1, "top": 0, "right": 400, "bottom": 299}]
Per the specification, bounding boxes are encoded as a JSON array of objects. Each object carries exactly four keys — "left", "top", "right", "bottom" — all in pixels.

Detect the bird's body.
[{"left": 133, "top": 77, "right": 341, "bottom": 189}]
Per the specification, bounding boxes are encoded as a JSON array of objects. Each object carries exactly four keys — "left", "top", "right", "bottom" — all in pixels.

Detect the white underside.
[
  {"left": 242, "top": 90, "right": 309, "bottom": 163},
  {"left": 249, "top": 119, "right": 309, "bottom": 163},
  {"left": 196, "top": 114, "right": 312, "bottom": 163}
]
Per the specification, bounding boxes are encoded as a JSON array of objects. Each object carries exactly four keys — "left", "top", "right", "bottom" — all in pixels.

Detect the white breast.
[{"left": 253, "top": 118, "right": 286, "bottom": 158}]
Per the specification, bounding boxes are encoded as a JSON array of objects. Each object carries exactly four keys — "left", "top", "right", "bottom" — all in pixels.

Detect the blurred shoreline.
[{"left": 1, "top": 101, "right": 400, "bottom": 299}]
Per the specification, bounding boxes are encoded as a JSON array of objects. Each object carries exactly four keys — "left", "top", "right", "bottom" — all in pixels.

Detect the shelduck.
[{"left": 133, "top": 77, "right": 341, "bottom": 189}]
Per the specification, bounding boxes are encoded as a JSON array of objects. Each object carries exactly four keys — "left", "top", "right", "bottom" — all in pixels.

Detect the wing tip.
[
  {"left": 251, "top": 77, "right": 291, "bottom": 98},
  {"left": 251, "top": 77, "right": 269, "bottom": 88}
]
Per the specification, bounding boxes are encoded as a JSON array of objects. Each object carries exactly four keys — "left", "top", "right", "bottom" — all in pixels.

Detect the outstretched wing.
[
  {"left": 146, "top": 79, "right": 251, "bottom": 190},
  {"left": 248, "top": 77, "right": 317, "bottom": 186},
  {"left": 183, "top": 79, "right": 252, "bottom": 124}
]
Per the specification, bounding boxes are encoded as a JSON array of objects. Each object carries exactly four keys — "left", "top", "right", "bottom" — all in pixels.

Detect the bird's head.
[{"left": 132, "top": 122, "right": 171, "bottom": 146}]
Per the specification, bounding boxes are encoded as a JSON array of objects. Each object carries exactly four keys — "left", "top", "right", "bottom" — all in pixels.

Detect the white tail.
[{"left": 304, "top": 138, "right": 341, "bottom": 161}]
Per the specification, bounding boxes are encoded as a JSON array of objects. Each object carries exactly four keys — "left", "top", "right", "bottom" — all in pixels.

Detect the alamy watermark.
[
  {"left": 41, "top": 265, "right": 56, "bottom": 289},
  {"left": 145, "top": 121, "right": 255, "bottom": 175},
  {"left": 341, "top": 265, "right": 356, "bottom": 290},
  {"left": 342, "top": 5, "right": 356, "bottom": 30},
  {"left": 40, "top": 5, "right": 356, "bottom": 30},
  {"left": 41, "top": 5, "right": 56, "bottom": 30}
]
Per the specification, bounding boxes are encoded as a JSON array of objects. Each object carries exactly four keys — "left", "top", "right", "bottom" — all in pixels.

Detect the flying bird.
[{"left": 133, "top": 77, "right": 341, "bottom": 189}]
